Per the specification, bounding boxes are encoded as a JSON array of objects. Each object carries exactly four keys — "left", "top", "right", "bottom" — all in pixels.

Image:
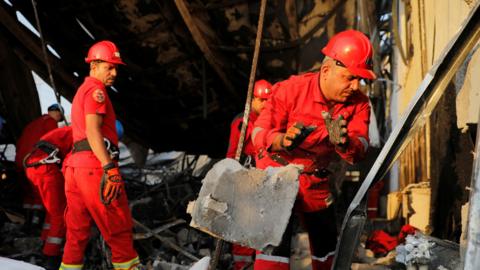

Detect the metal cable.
[
  {"left": 234, "top": 0, "right": 268, "bottom": 161},
  {"left": 209, "top": 1, "right": 269, "bottom": 269},
  {"left": 31, "top": 0, "right": 69, "bottom": 126}
]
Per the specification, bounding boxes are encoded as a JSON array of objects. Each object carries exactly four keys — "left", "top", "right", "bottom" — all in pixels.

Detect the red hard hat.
[
  {"left": 253, "top": 80, "right": 273, "bottom": 99},
  {"left": 321, "top": 30, "right": 376, "bottom": 79},
  {"left": 85, "top": 40, "right": 125, "bottom": 65}
]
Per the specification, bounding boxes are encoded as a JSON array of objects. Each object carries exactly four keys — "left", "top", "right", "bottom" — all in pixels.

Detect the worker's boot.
[{"left": 43, "top": 255, "right": 62, "bottom": 270}]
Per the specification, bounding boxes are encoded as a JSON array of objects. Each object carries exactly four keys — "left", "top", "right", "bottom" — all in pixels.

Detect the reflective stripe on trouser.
[
  {"left": 311, "top": 252, "right": 335, "bottom": 270},
  {"left": 233, "top": 243, "right": 255, "bottom": 270},
  {"left": 112, "top": 256, "right": 140, "bottom": 270},
  {"left": 41, "top": 219, "right": 50, "bottom": 240},
  {"left": 21, "top": 171, "right": 44, "bottom": 210},
  {"left": 303, "top": 207, "right": 337, "bottom": 270},
  {"left": 253, "top": 207, "right": 337, "bottom": 270},
  {"left": 253, "top": 216, "right": 292, "bottom": 270},
  {"left": 254, "top": 253, "right": 289, "bottom": 270},
  {"left": 46, "top": 236, "right": 63, "bottom": 244},
  {"left": 59, "top": 263, "right": 83, "bottom": 270},
  {"left": 62, "top": 166, "right": 138, "bottom": 265},
  {"left": 23, "top": 203, "right": 44, "bottom": 209},
  {"left": 26, "top": 164, "right": 67, "bottom": 256}
]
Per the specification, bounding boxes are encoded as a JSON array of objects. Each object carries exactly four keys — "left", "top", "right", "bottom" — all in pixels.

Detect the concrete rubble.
[
  {"left": 394, "top": 233, "right": 461, "bottom": 269},
  {"left": 189, "top": 158, "right": 301, "bottom": 252},
  {"left": 396, "top": 233, "right": 435, "bottom": 267}
]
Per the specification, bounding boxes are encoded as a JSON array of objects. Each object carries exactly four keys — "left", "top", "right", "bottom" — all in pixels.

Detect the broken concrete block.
[
  {"left": 204, "top": 195, "right": 228, "bottom": 213},
  {"left": 189, "top": 158, "right": 301, "bottom": 252},
  {"left": 188, "top": 256, "right": 210, "bottom": 270}
]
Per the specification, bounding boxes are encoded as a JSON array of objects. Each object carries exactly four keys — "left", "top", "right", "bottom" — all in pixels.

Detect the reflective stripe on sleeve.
[
  {"left": 233, "top": 255, "right": 253, "bottom": 262},
  {"left": 31, "top": 204, "right": 43, "bottom": 210},
  {"left": 251, "top": 127, "right": 264, "bottom": 143},
  {"left": 311, "top": 251, "right": 335, "bottom": 262},
  {"left": 46, "top": 236, "right": 63, "bottom": 245}
]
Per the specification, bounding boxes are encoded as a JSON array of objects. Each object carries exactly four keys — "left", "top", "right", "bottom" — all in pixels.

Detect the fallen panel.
[
  {"left": 189, "top": 158, "right": 301, "bottom": 252},
  {"left": 188, "top": 256, "right": 210, "bottom": 270}
]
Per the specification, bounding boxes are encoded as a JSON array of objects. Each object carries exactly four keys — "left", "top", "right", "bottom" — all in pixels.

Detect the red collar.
[{"left": 84, "top": 76, "right": 104, "bottom": 87}]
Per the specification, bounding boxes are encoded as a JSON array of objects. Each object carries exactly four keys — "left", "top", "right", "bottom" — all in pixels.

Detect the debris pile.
[
  {"left": 0, "top": 147, "right": 236, "bottom": 269},
  {"left": 395, "top": 233, "right": 435, "bottom": 267}
]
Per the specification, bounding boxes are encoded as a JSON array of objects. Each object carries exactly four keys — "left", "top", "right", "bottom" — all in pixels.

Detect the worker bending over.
[{"left": 252, "top": 30, "right": 375, "bottom": 270}]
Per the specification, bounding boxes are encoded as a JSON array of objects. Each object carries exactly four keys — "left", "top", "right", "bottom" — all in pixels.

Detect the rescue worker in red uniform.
[
  {"left": 226, "top": 80, "right": 273, "bottom": 162},
  {"left": 15, "top": 104, "right": 63, "bottom": 225},
  {"left": 23, "top": 126, "right": 72, "bottom": 269},
  {"left": 227, "top": 80, "right": 273, "bottom": 270},
  {"left": 251, "top": 30, "right": 375, "bottom": 270},
  {"left": 60, "top": 41, "right": 141, "bottom": 270}
]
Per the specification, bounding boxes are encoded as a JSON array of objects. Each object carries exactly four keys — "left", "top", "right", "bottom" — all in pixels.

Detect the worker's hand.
[
  {"left": 101, "top": 162, "right": 123, "bottom": 205},
  {"left": 322, "top": 111, "right": 348, "bottom": 148},
  {"left": 282, "top": 122, "right": 316, "bottom": 151}
]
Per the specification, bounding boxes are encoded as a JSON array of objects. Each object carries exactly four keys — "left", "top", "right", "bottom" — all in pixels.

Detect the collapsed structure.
[{"left": 0, "top": 0, "right": 479, "bottom": 269}]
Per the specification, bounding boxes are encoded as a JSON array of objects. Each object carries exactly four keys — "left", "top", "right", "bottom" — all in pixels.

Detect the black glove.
[
  {"left": 322, "top": 111, "right": 348, "bottom": 148},
  {"left": 282, "top": 122, "right": 316, "bottom": 151}
]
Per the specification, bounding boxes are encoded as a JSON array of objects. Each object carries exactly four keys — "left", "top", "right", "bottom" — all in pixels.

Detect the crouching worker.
[
  {"left": 252, "top": 30, "right": 376, "bottom": 270},
  {"left": 23, "top": 126, "right": 72, "bottom": 269}
]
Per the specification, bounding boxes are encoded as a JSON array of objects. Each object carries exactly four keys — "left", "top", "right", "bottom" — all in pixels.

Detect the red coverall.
[
  {"left": 24, "top": 126, "right": 72, "bottom": 256},
  {"left": 252, "top": 72, "right": 370, "bottom": 270},
  {"left": 15, "top": 115, "right": 58, "bottom": 210},
  {"left": 61, "top": 77, "right": 139, "bottom": 270},
  {"left": 226, "top": 111, "right": 258, "bottom": 160},
  {"left": 226, "top": 111, "right": 258, "bottom": 270}
]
